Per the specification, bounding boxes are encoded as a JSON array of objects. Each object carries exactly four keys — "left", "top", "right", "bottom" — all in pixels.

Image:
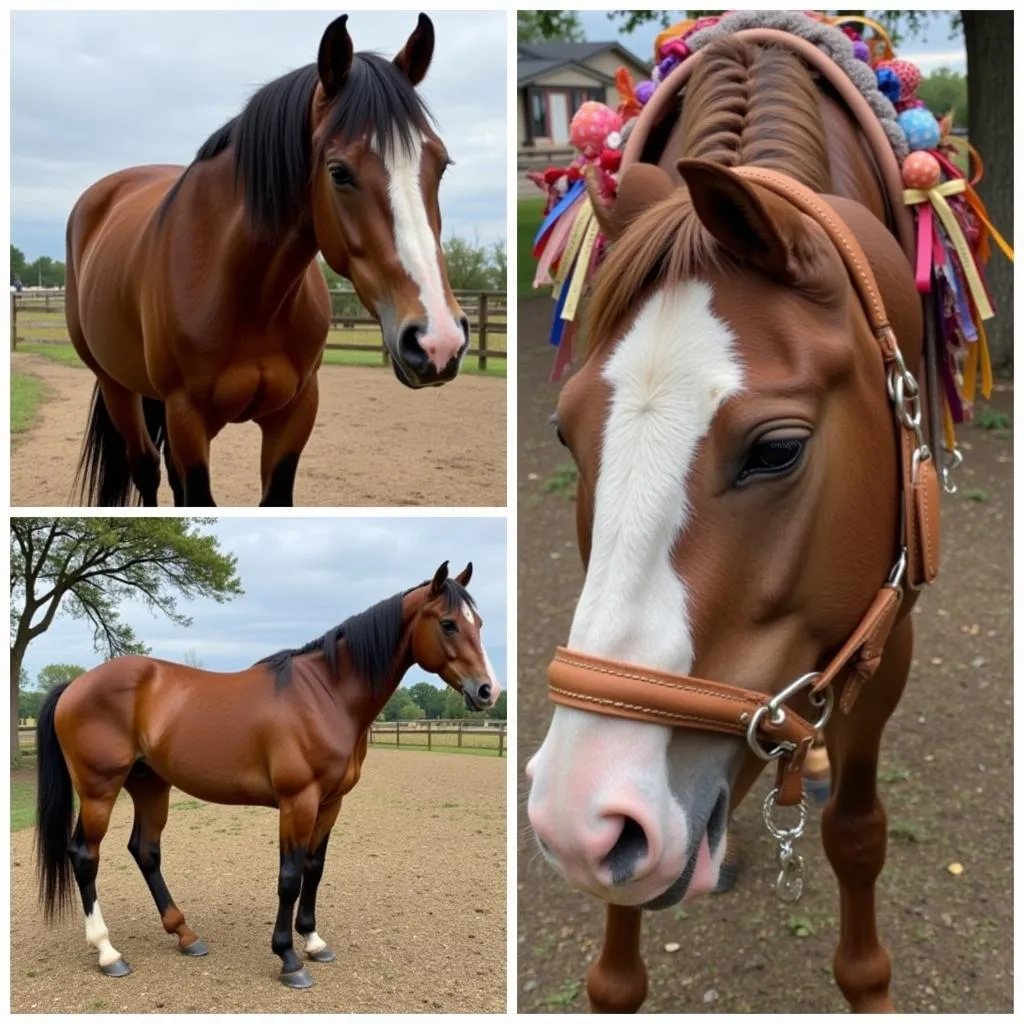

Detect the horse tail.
[
  {"left": 35, "top": 681, "right": 75, "bottom": 924},
  {"left": 74, "top": 383, "right": 138, "bottom": 507}
]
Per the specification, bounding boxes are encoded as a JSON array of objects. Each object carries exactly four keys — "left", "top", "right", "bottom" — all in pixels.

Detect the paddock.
[
  {"left": 11, "top": 351, "right": 505, "bottom": 507},
  {"left": 11, "top": 747, "right": 505, "bottom": 1013}
]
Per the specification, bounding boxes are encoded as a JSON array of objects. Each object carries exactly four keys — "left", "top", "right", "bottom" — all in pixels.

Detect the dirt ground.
[
  {"left": 516, "top": 297, "right": 1013, "bottom": 1013},
  {"left": 10, "top": 353, "right": 505, "bottom": 507},
  {"left": 11, "top": 749, "right": 506, "bottom": 1014}
]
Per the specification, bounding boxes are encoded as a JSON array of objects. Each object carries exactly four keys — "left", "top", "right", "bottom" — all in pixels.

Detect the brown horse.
[
  {"left": 67, "top": 13, "right": 468, "bottom": 507},
  {"left": 36, "top": 561, "right": 500, "bottom": 989},
  {"left": 527, "top": 35, "right": 938, "bottom": 1012}
]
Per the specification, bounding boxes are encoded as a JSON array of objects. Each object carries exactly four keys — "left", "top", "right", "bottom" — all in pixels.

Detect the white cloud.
[{"left": 11, "top": 10, "right": 506, "bottom": 258}]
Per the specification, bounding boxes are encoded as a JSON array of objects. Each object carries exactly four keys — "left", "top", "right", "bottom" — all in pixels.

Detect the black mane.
[
  {"left": 159, "top": 51, "right": 434, "bottom": 238},
  {"left": 257, "top": 577, "right": 475, "bottom": 693}
]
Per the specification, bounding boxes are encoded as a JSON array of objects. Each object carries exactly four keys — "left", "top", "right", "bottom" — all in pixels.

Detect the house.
[{"left": 517, "top": 41, "right": 651, "bottom": 150}]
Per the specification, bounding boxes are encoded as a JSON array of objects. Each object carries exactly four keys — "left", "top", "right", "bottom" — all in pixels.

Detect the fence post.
[
  {"left": 396, "top": 719, "right": 401, "bottom": 748},
  {"left": 499, "top": 724, "right": 504, "bottom": 758},
  {"left": 427, "top": 718, "right": 432, "bottom": 751},
  {"left": 458, "top": 720, "right": 463, "bottom": 748},
  {"left": 11, "top": 294, "right": 16, "bottom": 351},
  {"left": 477, "top": 293, "right": 489, "bottom": 372},
  {"left": 44, "top": 291, "right": 51, "bottom": 312}
]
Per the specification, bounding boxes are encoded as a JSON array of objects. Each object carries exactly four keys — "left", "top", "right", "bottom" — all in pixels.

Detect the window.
[{"left": 529, "top": 90, "right": 547, "bottom": 140}]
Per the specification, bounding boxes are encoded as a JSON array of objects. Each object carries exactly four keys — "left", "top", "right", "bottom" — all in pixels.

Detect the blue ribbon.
[
  {"left": 534, "top": 179, "right": 586, "bottom": 247},
  {"left": 548, "top": 275, "right": 571, "bottom": 347}
]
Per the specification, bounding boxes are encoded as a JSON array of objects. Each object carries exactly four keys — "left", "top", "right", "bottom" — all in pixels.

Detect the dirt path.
[
  {"left": 11, "top": 749, "right": 506, "bottom": 1013},
  {"left": 10, "top": 353, "right": 505, "bottom": 507},
  {"left": 516, "top": 298, "right": 1013, "bottom": 1013}
]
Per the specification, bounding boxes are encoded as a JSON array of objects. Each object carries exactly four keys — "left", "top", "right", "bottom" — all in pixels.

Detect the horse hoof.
[
  {"left": 101, "top": 958, "right": 132, "bottom": 978},
  {"left": 280, "top": 967, "right": 314, "bottom": 990},
  {"left": 307, "top": 945, "right": 336, "bottom": 963},
  {"left": 713, "top": 858, "right": 740, "bottom": 894},
  {"left": 180, "top": 938, "right": 209, "bottom": 957}
]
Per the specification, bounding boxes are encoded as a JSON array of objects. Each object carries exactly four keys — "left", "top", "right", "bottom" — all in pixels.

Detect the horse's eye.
[
  {"left": 551, "top": 416, "right": 567, "bottom": 447},
  {"left": 329, "top": 163, "right": 356, "bottom": 190},
  {"left": 440, "top": 619, "right": 458, "bottom": 636},
  {"left": 737, "top": 436, "right": 807, "bottom": 483},
  {"left": 440, "top": 157, "right": 454, "bottom": 178}
]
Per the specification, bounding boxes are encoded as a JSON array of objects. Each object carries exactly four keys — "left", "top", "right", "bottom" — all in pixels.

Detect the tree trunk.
[
  {"left": 10, "top": 643, "right": 26, "bottom": 769},
  {"left": 963, "top": 11, "right": 1014, "bottom": 373}
]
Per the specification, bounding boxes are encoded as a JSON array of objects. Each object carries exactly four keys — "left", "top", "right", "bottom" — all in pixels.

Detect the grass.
[
  {"left": 368, "top": 740, "right": 504, "bottom": 758},
  {"left": 518, "top": 198, "right": 546, "bottom": 297},
  {"left": 14, "top": 310, "right": 506, "bottom": 379},
  {"left": 11, "top": 778, "right": 36, "bottom": 832},
  {"left": 11, "top": 373, "right": 44, "bottom": 433}
]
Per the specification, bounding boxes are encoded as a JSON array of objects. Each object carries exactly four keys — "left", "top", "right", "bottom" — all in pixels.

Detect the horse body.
[
  {"left": 69, "top": 14, "right": 467, "bottom": 507},
  {"left": 36, "top": 561, "right": 501, "bottom": 988},
  {"left": 528, "top": 32, "right": 930, "bottom": 1012}
]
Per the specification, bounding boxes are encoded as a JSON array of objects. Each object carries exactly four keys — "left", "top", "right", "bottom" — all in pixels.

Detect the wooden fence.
[
  {"left": 368, "top": 718, "right": 506, "bottom": 756},
  {"left": 10, "top": 288, "right": 507, "bottom": 371}
]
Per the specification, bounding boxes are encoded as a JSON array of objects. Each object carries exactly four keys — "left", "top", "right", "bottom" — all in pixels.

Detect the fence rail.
[
  {"left": 368, "top": 718, "right": 506, "bottom": 756},
  {"left": 10, "top": 288, "right": 507, "bottom": 372}
]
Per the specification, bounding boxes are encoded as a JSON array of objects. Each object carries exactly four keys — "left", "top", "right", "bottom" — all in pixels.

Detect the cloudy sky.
[
  {"left": 18, "top": 516, "right": 508, "bottom": 695},
  {"left": 577, "top": 10, "right": 966, "bottom": 73},
  {"left": 11, "top": 10, "right": 506, "bottom": 262}
]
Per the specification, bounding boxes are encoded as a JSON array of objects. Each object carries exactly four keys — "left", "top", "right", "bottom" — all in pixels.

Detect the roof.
[{"left": 517, "top": 41, "right": 650, "bottom": 87}]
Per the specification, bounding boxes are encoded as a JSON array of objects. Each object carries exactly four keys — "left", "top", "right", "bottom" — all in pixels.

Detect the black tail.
[
  {"left": 35, "top": 681, "right": 75, "bottom": 924},
  {"left": 73, "top": 385, "right": 167, "bottom": 506}
]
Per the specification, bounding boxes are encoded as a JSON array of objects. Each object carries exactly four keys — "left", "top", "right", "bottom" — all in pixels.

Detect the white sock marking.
[
  {"left": 85, "top": 900, "right": 123, "bottom": 968},
  {"left": 304, "top": 931, "right": 327, "bottom": 955}
]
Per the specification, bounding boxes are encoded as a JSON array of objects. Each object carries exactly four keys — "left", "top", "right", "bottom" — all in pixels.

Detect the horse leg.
[
  {"left": 296, "top": 796, "right": 343, "bottom": 963},
  {"left": 161, "top": 439, "right": 186, "bottom": 507},
  {"left": 68, "top": 788, "right": 132, "bottom": 977},
  {"left": 273, "top": 787, "right": 320, "bottom": 988},
  {"left": 822, "top": 615, "right": 913, "bottom": 1013},
  {"left": 124, "top": 763, "right": 206, "bottom": 956},
  {"left": 256, "top": 376, "right": 319, "bottom": 507},
  {"left": 164, "top": 391, "right": 217, "bottom": 506},
  {"left": 587, "top": 904, "right": 647, "bottom": 1012},
  {"left": 96, "top": 380, "right": 162, "bottom": 506}
]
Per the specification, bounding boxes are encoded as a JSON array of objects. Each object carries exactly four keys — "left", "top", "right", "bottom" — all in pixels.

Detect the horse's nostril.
[
  {"left": 602, "top": 816, "right": 649, "bottom": 886},
  {"left": 458, "top": 315, "right": 470, "bottom": 348},
  {"left": 477, "top": 683, "right": 491, "bottom": 703},
  {"left": 398, "top": 322, "right": 428, "bottom": 371}
]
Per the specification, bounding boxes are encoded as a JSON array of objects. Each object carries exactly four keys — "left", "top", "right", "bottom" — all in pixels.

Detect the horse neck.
[{"left": 184, "top": 152, "right": 321, "bottom": 316}]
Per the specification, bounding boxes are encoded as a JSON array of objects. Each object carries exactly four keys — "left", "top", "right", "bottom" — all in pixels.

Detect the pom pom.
[
  {"left": 902, "top": 151, "right": 942, "bottom": 190},
  {"left": 898, "top": 107, "right": 942, "bottom": 151},
  {"left": 852, "top": 40, "right": 870, "bottom": 62},
  {"left": 656, "top": 55, "right": 679, "bottom": 81},
  {"left": 895, "top": 97, "right": 926, "bottom": 114},
  {"left": 875, "top": 67, "right": 900, "bottom": 103},
  {"left": 570, "top": 102, "right": 622, "bottom": 158},
  {"left": 660, "top": 38, "right": 689, "bottom": 62},
  {"left": 635, "top": 80, "right": 655, "bottom": 106},
  {"left": 877, "top": 58, "right": 923, "bottom": 101}
]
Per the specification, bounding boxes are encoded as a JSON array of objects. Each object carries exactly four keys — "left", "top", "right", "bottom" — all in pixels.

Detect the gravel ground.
[
  {"left": 12, "top": 748, "right": 506, "bottom": 1014},
  {"left": 11, "top": 353, "right": 505, "bottom": 507},
  {"left": 516, "top": 296, "right": 1013, "bottom": 1014}
]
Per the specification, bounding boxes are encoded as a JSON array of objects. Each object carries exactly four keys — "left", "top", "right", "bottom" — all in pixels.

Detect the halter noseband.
[{"left": 546, "top": 168, "right": 942, "bottom": 900}]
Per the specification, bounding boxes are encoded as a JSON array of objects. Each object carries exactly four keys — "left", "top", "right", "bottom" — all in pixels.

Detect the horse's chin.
[{"left": 390, "top": 357, "right": 456, "bottom": 389}]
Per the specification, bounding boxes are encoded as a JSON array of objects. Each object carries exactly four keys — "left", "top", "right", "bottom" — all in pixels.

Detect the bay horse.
[
  {"left": 67, "top": 13, "right": 468, "bottom": 507},
  {"left": 36, "top": 561, "right": 500, "bottom": 989},
  {"left": 526, "top": 33, "right": 943, "bottom": 1013}
]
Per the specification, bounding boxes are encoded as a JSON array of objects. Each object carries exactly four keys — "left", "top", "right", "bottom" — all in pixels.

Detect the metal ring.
[{"left": 762, "top": 788, "right": 808, "bottom": 842}]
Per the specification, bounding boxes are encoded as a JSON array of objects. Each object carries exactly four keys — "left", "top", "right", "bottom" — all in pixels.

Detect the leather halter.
[{"left": 547, "top": 167, "right": 942, "bottom": 805}]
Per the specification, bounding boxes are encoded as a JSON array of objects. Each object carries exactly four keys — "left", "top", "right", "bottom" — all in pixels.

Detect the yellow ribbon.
[
  {"left": 904, "top": 179, "right": 994, "bottom": 320},
  {"left": 561, "top": 216, "right": 600, "bottom": 324}
]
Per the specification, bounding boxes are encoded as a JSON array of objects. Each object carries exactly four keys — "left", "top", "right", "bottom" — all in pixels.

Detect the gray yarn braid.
[{"left": 684, "top": 10, "right": 908, "bottom": 163}]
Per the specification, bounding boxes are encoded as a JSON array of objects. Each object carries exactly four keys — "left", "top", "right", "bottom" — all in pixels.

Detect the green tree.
[
  {"left": 487, "top": 690, "right": 507, "bottom": 721},
  {"left": 408, "top": 680, "right": 446, "bottom": 718},
  {"left": 442, "top": 686, "right": 468, "bottom": 720},
  {"left": 9, "top": 518, "right": 243, "bottom": 766},
  {"left": 441, "top": 235, "right": 506, "bottom": 291},
  {"left": 36, "top": 662, "right": 87, "bottom": 693},
  {"left": 24, "top": 255, "right": 66, "bottom": 288},
  {"left": 518, "top": 11, "right": 584, "bottom": 43},
  {"left": 11, "top": 244, "right": 27, "bottom": 283},
  {"left": 916, "top": 67, "right": 968, "bottom": 127}
]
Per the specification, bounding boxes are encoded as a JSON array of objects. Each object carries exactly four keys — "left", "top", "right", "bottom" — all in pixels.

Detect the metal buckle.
[
  {"left": 745, "top": 673, "right": 832, "bottom": 762},
  {"left": 940, "top": 446, "right": 964, "bottom": 494}
]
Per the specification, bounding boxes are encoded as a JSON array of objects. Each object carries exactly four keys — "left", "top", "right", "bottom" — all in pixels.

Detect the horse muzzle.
[
  {"left": 462, "top": 679, "right": 497, "bottom": 712},
  {"left": 390, "top": 317, "right": 468, "bottom": 388}
]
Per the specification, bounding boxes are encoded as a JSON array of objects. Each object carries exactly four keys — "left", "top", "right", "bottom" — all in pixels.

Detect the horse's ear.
[
  {"left": 430, "top": 560, "right": 450, "bottom": 596},
  {"left": 394, "top": 13, "right": 434, "bottom": 86},
  {"left": 676, "top": 158, "right": 806, "bottom": 283},
  {"left": 591, "top": 163, "right": 675, "bottom": 242},
  {"left": 318, "top": 14, "right": 354, "bottom": 100},
  {"left": 455, "top": 562, "right": 473, "bottom": 587}
]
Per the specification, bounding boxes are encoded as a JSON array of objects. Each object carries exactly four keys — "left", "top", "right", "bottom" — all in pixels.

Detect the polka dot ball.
[
  {"left": 902, "top": 151, "right": 942, "bottom": 190},
  {"left": 569, "top": 102, "right": 622, "bottom": 156},
  {"left": 898, "top": 107, "right": 941, "bottom": 152}
]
